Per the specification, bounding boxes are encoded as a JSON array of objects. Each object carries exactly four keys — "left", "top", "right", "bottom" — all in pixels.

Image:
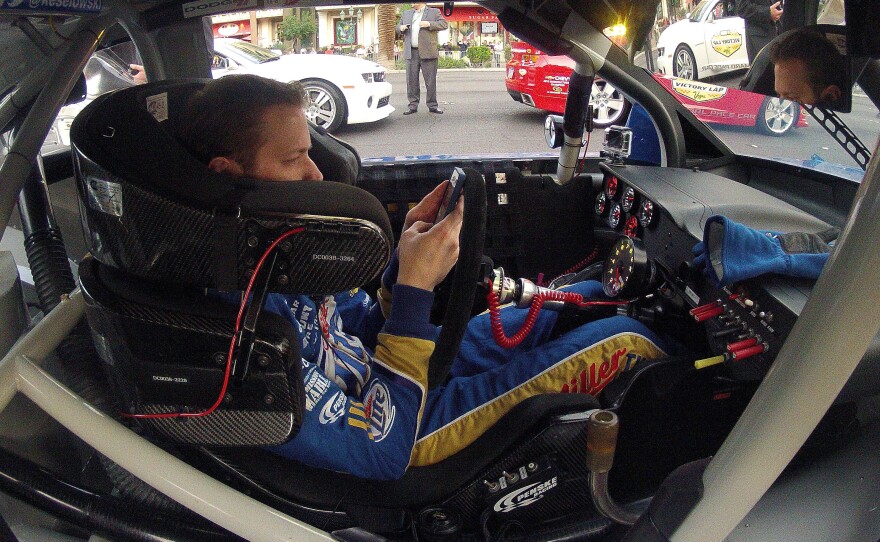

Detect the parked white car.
[
  {"left": 213, "top": 38, "right": 394, "bottom": 132},
  {"left": 656, "top": 0, "right": 749, "bottom": 81}
]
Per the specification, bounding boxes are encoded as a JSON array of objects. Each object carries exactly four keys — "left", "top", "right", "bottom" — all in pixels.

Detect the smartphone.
[{"left": 435, "top": 167, "right": 466, "bottom": 222}]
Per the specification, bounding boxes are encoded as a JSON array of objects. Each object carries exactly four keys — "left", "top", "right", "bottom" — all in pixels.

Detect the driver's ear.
[
  {"left": 819, "top": 84, "right": 842, "bottom": 105},
  {"left": 208, "top": 156, "right": 245, "bottom": 176}
]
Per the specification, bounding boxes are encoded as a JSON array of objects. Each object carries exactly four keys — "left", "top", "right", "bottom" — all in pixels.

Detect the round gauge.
[
  {"left": 543, "top": 115, "right": 562, "bottom": 149},
  {"left": 595, "top": 192, "right": 608, "bottom": 216},
  {"left": 602, "top": 236, "right": 652, "bottom": 298},
  {"left": 621, "top": 186, "right": 637, "bottom": 212},
  {"left": 624, "top": 215, "right": 639, "bottom": 238},
  {"left": 604, "top": 175, "right": 619, "bottom": 199},
  {"left": 638, "top": 199, "right": 656, "bottom": 228},
  {"left": 608, "top": 202, "right": 623, "bottom": 229}
]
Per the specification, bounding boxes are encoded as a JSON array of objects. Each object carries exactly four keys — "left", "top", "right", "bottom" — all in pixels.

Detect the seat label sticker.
[{"left": 86, "top": 177, "right": 123, "bottom": 217}]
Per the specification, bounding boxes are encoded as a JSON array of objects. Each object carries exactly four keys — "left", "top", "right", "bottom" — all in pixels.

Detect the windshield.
[
  {"left": 689, "top": 0, "right": 715, "bottom": 22},
  {"left": 221, "top": 40, "right": 280, "bottom": 64},
  {"left": 37, "top": 3, "right": 874, "bottom": 181},
  {"left": 85, "top": 41, "right": 142, "bottom": 97}
]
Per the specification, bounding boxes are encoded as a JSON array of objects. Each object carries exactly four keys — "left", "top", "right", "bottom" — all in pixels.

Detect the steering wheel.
[{"left": 427, "top": 167, "right": 487, "bottom": 389}]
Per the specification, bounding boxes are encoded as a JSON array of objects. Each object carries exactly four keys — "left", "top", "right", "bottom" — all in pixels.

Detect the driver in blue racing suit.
[{"left": 180, "top": 75, "right": 672, "bottom": 480}]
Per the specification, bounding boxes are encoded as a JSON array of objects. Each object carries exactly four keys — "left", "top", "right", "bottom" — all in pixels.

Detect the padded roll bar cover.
[{"left": 70, "top": 80, "right": 392, "bottom": 293}]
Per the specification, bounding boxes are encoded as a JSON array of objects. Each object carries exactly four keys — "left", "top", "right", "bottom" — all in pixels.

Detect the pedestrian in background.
[{"left": 398, "top": 3, "right": 449, "bottom": 114}]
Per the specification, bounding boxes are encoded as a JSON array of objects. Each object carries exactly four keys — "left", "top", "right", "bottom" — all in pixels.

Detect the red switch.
[
  {"left": 693, "top": 305, "right": 724, "bottom": 322},
  {"left": 689, "top": 301, "right": 720, "bottom": 316},
  {"left": 726, "top": 337, "right": 758, "bottom": 353},
  {"left": 730, "top": 343, "right": 768, "bottom": 361}
]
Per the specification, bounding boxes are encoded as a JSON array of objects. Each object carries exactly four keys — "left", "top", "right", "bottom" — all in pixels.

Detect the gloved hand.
[{"left": 692, "top": 215, "right": 835, "bottom": 287}]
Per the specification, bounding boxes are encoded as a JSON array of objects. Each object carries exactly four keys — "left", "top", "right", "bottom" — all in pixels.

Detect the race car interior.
[{"left": 1, "top": 0, "right": 880, "bottom": 541}]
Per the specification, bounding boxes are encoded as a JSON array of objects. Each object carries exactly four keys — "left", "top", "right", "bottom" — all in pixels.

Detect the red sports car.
[
  {"left": 505, "top": 41, "right": 631, "bottom": 128},
  {"left": 505, "top": 41, "right": 807, "bottom": 135}
]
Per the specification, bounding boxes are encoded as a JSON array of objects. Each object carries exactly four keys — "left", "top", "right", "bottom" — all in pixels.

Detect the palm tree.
[{"left": 377, "top": 4, "right": 398, "bottom": 68}]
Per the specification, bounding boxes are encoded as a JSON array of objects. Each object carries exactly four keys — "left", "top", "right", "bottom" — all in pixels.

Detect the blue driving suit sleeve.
[
  {"left": 267, "top": 285, "right": 435, "bottom": 480},
  {"left": 692, "top": 215, "right": 833, "bottom": 287}
]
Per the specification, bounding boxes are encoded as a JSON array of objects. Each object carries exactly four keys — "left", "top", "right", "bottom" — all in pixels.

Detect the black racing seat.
[
  {"left": 72, "top": 80, "right": 395, "bottom": 446},
  {"left": 72, "top": 80, "right": 606, "bottom": 534},
  {"left": 204, "top": 393, "right": 600, "bottom": 507},
  {"left": 80, "top": 251, "right": 601, "bottom": 530}
]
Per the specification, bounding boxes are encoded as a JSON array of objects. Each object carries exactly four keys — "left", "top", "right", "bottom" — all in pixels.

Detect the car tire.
[
  {"left": 590, "top": 79, "right": 632, "bottom": 128},
  {"left": 757, "top": 96, "right": 799, "bottom": 136},
  {"left": 672, "top": 44, "right": 698, "bottom": 80},
  {"left": 302, "top": 80, "right": 346, "bottom": 133}
]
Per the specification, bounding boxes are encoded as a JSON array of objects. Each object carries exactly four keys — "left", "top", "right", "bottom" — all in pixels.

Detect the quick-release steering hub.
[{"left": 602, "top": 236, "right": 654, "bottom": 298}]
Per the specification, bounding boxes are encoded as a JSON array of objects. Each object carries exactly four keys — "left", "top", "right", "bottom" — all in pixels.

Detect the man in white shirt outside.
[{"left": 398, "top": 3, "right": 449, "bottom": 114}]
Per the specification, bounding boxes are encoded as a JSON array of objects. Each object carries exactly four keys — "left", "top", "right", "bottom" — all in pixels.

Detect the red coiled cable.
[
  {"left": 487, "top": 288, "right": 627, "bottom": 349},
  {"left": 123, "top": 226, "right": 305, "bottom": 420}
]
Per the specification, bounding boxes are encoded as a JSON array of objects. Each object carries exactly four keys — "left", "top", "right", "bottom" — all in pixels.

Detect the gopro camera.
[{"left": 602, "top": 126, "right": 632, "bottom": 161}]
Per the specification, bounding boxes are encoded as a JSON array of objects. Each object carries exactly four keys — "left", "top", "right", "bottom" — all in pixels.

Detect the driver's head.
[
  {"left": 770, "top": 29, "right": 845, "bottom": 106},
  {"left": 176, "top": 75, "right": 323, "bottom": 182}
]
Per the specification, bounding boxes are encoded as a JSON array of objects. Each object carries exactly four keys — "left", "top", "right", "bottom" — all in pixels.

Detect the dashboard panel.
[{"left": 599, "top": 163, "right": 831, "bottom": 381}]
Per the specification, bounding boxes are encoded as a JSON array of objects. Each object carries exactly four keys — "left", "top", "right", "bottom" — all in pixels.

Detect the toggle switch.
[
  {"left": 694, "top": 305, "right": 724, "bottom": 322},
  {"left": 726, "top": 337, "right": 758, "bottom": 353},
  {"left": 689, "top": 301, "right": 721, "bottom": 316},
  {"left": 730, "top": 343, "right": 768, "bottom": 361},
  {"left": 712, "top": 325, "right": 743, "bottom": 339}
]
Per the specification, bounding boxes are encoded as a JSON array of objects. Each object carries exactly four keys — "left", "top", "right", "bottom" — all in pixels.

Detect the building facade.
[{"left": 210, "top": 3, "right": 508, "bottom": 53}]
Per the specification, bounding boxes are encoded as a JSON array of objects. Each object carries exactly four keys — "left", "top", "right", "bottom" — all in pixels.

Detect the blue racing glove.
[{"left": 692, "top": 215, "right": 836, "bottom": 287}]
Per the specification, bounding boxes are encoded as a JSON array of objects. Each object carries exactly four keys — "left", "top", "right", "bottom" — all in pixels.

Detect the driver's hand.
[
  {"left": 419, "top": 21, "right": 431, "bottom": 28},
  {"left": 397, "top": 197, "right": 463, "bottom": 291},
  {"left": 404, "top": 180, "right": 451, "bottom": 230}
]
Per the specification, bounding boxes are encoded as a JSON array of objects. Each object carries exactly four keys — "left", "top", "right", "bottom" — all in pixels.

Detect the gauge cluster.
[
  {"left": 595, "top": 173, "right": 656, "bottom": 239},
  {"left": 597, "top": 163, "right": 830, "bottom": 383}
]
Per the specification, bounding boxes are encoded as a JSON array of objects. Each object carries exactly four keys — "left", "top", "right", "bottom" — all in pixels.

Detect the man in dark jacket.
[
  {"left": 737, "top": 0, "right": 784, "bottom": 63},
  {"left": 398, "top": 3, "right": 449, "bottom": 114}
]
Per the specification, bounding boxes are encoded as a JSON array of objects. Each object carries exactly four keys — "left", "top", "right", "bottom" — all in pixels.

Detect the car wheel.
[
  {"left": 757, "top": 96, "right": 799, "bottom": 136},
  {"left": 673, "top": 45, "right": 697, "bottom": 80},
  {"left": 302, "top": 80, "right": 346, "bottom": 133},
  {"left": 590, "top": 79, "right": 632, "bottom": 128}
]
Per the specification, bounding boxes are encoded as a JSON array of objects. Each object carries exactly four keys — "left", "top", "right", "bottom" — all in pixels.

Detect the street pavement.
[{"left": 335, "top": 69, "right": 557, "bottom": 158}]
